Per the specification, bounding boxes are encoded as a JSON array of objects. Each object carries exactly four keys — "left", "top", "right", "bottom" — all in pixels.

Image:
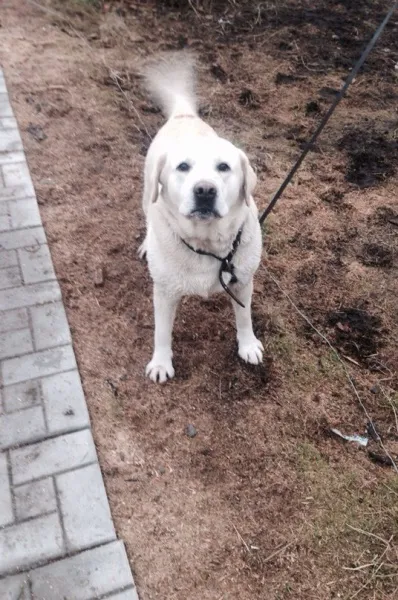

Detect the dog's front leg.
[
  {"left": 232, "top": 279, "right": 263, "bottom": 364},
  {"left": 146, "top": 283, "right": 180, "bottom": 383}
]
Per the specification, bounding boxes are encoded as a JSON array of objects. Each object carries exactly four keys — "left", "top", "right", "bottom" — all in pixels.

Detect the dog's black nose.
[{"left": 193, "top": 181, "right": 217, "bottom": 212}]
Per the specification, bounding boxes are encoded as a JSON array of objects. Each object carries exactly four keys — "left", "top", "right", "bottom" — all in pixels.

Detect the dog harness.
[{"left": 181, "top": 227, "right": 245, "bottom": 308}]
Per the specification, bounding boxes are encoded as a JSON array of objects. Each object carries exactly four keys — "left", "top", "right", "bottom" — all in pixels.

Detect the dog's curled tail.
[{"left": 143, "top": 53, "right": 197, "bottom": 119}]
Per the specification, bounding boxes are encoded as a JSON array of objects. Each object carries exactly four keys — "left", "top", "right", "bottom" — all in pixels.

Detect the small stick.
[
  {"left": 231, "top": 523, "right": 251, "bottom": 553},
  {"left": 262, "top": 540, "right": 295, "bottom": 565}
]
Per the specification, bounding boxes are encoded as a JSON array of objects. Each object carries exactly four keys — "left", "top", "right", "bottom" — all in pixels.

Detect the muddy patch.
[
  {"left": 338, "top": 128, "right": 398, "bottom": 188},
  {"left": 326, "top": 307, "right": 383, "bottom": 361}
]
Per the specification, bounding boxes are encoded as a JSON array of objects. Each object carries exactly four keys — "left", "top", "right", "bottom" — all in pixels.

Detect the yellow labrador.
[{"left": 140, "top": 54, "right": 263, "bottom": 383}]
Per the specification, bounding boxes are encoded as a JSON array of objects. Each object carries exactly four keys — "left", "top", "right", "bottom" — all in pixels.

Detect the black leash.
[
  {"left": 181, "top": 228, "right": 245, "bottom": 308},
  {"left": 259, "top": 0, "right": 398, "bottom": 225}
]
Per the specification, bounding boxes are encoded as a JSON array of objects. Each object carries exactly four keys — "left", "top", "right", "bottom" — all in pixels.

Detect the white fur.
[{"left": 140, "top": 53, "right": 263, "bottom": 383}]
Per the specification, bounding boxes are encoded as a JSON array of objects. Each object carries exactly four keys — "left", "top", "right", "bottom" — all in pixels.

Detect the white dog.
[{"left": 140, "top": 54, "right": 263, "bottom": 383}]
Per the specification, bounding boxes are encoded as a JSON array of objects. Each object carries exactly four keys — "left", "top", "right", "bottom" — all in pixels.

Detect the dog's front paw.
[
  {"left": 138, "top": 238, "right": 148, "bottom": 260},
  {"left": 238, "top": 337, "right": 264, "bottom": 365},
  {"left": 146, "top": 355, "right": 175, "bottom": 383}
]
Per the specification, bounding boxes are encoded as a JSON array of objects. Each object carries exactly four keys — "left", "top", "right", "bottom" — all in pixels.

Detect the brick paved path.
[{"left": 0, "top": 69, "right": 138, "bottom": 599}]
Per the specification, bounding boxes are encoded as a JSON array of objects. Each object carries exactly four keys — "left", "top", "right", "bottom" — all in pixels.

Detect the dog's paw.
[
  {"left": 138, "top": 239, "right": 148, "bottom": 260},
  {"left": 238, "top": 337, "right": 264, "bottom": 365},
  {"left": 146, "top": 356, "right": 175, "bottom": 383}
]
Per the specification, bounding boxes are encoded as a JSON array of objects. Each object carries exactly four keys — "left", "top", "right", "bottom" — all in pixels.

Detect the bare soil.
[{"left": 1, "top": 1, "right": 398, "bottom": 598}]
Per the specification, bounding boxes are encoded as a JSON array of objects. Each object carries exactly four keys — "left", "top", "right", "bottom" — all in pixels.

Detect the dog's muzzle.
[{"left": 191, "top": 181, "right": 219, "bottom": 218}]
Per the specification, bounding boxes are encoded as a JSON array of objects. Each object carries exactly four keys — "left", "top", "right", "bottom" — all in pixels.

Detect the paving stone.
[
  {"left": 0, "top": 406, "right": 46, "bottom": 450},
  {"left": 0, "top": 307, "right": 28, "bottom": 333},
  {"left": 14, "top": 477, "right": 57, "bottom": 521},
  {"left": 0, "top": 129, "right": 22, "bottom": 153},
  {"left": 2, "top": 162, "right": 33, "bottom": 188},
  {"left": 0, "top": 328, "right": 33, "bottom": 360},
  {"left": 0, "top": 451, "right": 13, "bottom": 527},
  {"left": 9, "top": 197, "right": 41, "bottom": 229},
  {"left": 0, "top": 226, "right": 46, "bottom": 250},
  {"left": 18, "top": 244, "right": 56, "bottom": 284},
  {"left": 0, "top": 151, "right": 25, "bottom": 166},
  {"left": 0, "top": 249, "right": 18, "bottom": 268},
  {"left": 0, "top": 214, "right": 11, "bottom": 231},
  {"left": 2, "top": 344, "right": 76, "bottom": 386},
  {"left": 57, "top": 463, "right": 115, "bottom": 551},
  {"left": 0, "top": 280, "right": 61, "bottom": 311},
  {"left": 0, "top": 573, "right": 31, "bottom": 600},
  {"left": 31, "top": 301, "right": 71, "bottom": 350},
  {"left": 0, "top": 78, "right": 6, "bottom": 94},
  {"left": 0, "top": 512, "right": 64, "bottom": 575},
  {"left": 0, "top": 117, "right": 18, "bottom": 129},
  {"left": 41, "top": 370, "right": 90, "bottom": 434},
  {"left": 107, "top": 588, "right": 139, "bottom": 600},
  {"left": 2, "top": 379, "right": 41, "bottom": 413},
  {"left": 30, "top": 541, "right": 134, "bottom": 600},
  {"left": 0, "top": 201, "right": 9, "bottom": 214},
  {"left": 10, "top": 429, "right": 97, "bottom": 485},
  {"left": 0, "top": 265, "right": 21, "bottom": 290},
  {"left": 0, "top": 93, "right": 14, "bottom": 118}
]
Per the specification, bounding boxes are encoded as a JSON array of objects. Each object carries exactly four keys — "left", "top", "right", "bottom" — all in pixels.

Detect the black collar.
[{"left": 181, "top": 227, "right": 245, "bottom": 308}]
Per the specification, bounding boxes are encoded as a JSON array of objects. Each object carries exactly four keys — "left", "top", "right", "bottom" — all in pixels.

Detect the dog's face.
[{"left": 155, "top": 137, "right": 257, "bottom": 221}]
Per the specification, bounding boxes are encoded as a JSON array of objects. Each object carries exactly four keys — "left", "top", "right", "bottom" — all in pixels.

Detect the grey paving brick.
[
  {"left": 0, "top": 328, "right": 33, "bottom": 360},
  {"left": 2, "top": 162, "right": 33, "bottom": 188},
  {"left": 18, "top": 244, "right": 56, "bottom": 284},
  {"left": 10, "top": 429, "right": 96, "bottom": 485},
  {"left": 31, "top": 301, "right": 71, "bottom": 350},
  {"left": 0, "top": 78, "right": 6, "bottom": 95},
  {"left": 9, "top": 197, "right": 41, "bottom": 229},
  {"left": 0, "top": 201, "right": 9, "bottom": 215},
  {"left": 0, "top": 406, "right": 46, "bottom": 450},
  {"left": 30, "top": 541, "right": 134, "bottom": 600},
  {"left": 0, "top": 280, "right": 61, "bottom": 311},
  {"left": 0, "top": 573, "right": 30, "bottom": 600},
  {"left": 0, "top": 151, "right": 25, "bottom": 166},
  {"left": 0, "top": 226, "right": 46, "bottom": 250},
  {"left": 57, "top": 463, "right": 115, "bottom": 551},
  {"left": 41, "top": 370, "right": 90, "bottom": 434},
  {"left": 14, "top": 477, "right": 57, "bottom": 521},
  {"left": 0, "top": 512, "right": 64, "bottom": 575},
  {"left": 108, "top": 589, "right": 140, "bottom": 600},
  {"left": 0, "top": 129, "right": 22, "bottom": 153},
  {"left": 0, "top": 93, "right": 14, "bottom": 118},
  {"left": 2, "top": 344, "right": 76, "bottom": 386},
  {"left": 0, "top": 117, "right": 18, "bottom": 129},
  {"left": 0, "top": 249, "right": 18, "bottom": 268},
  {"left": 2, "top": 379, "right": 41, "bottom": 413},
  {"left": 0, "top": 451, "right": 13, "bottom": 527},
  {"left": 0, "top": 185, "right": 36, "bottom": 202},
  {"left": 0, "top": 265, "right": 21, "bottom": 290},
  {"left": 0, "top": 214, "right": 11, "bottom": 231},
  {"left": 0, "top": 307, "right": 28, "bottom": 333}
]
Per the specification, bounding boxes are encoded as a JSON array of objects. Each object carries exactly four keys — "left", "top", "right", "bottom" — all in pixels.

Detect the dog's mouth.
[{"left": 189, "top": 208, "right": 220, "bottom": 220}]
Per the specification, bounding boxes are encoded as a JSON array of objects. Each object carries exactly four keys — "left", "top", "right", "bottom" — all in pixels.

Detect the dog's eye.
[
  {"left": 177, "top": 162, "right": 190, "bottom": 172},
  {"left": 217, "top": 162, "right": 231, "bottom": 172}
]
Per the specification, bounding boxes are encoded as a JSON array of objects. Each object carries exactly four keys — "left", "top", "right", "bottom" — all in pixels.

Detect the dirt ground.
[{"left": 1, "top": 0, "right": 398, "bottom": 598}]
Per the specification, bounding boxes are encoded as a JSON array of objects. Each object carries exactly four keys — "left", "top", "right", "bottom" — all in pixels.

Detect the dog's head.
[{"left": 148, "top": 137, "right": 257, "bottom": 221}]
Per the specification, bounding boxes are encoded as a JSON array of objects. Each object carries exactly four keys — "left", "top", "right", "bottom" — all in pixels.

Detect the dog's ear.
[
  {"left": 240, "top": 151, "right": 257, "bottom": 206},
  {"left": 145, "top": 153, "right": 166, "bottom": 205}
]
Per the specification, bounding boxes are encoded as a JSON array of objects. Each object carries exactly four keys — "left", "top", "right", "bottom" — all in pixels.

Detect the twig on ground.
[
  {"left": 262, "top": 540, "right": 295, "bottom": 565},
  {"left": 266, "top": 269, "right": 398, "bottom": 475},
  {"left": 380, "top": 386, "right": 398, "bottom": 436},
  {"left": 231, "top": 523, "right": 251, "bottom": 553}
]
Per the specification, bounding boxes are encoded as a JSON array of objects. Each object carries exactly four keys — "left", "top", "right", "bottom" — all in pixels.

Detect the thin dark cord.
[{"left": 259, "top": 0, "right": 398, "bottom": 225}]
